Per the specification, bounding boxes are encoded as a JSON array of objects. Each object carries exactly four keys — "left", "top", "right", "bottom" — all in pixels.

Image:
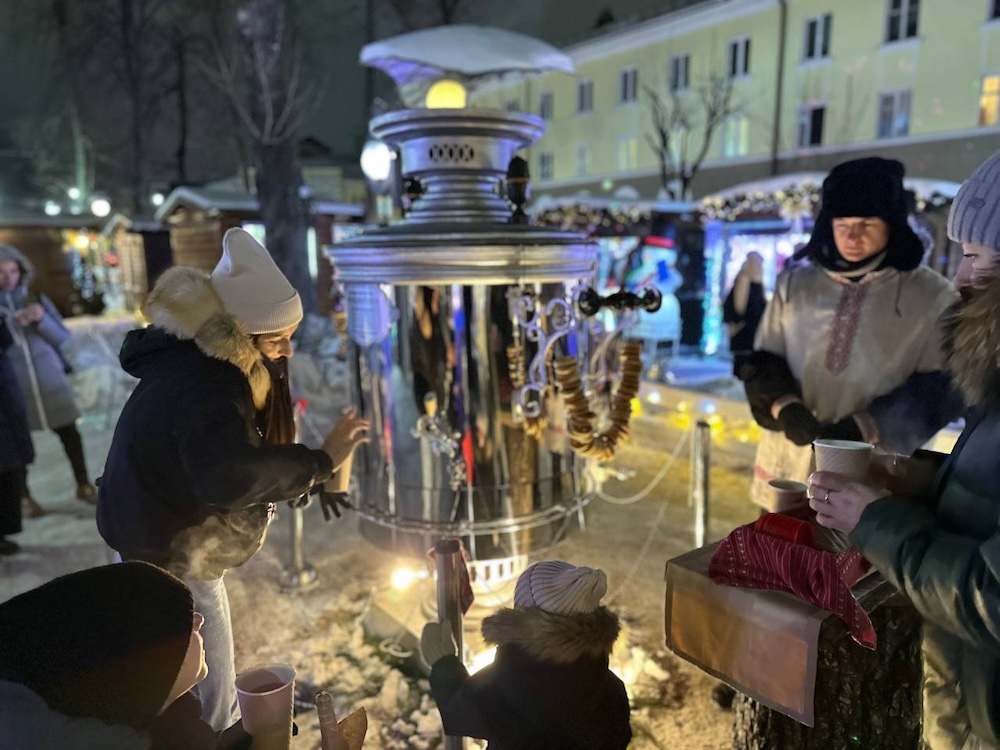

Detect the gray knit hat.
[
  {"left": 948, "top": 150, "right": 1000, "bottom": 248},
  {"left": 513, "top": 560, "right": 608, "bottom": 615}
]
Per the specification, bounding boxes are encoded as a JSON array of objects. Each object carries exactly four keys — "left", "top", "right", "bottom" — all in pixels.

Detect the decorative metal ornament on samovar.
[{"left": 328, "top": 100, "right": 659, "bottom": 586}]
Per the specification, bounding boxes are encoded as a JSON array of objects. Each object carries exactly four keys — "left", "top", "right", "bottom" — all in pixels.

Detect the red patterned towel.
[{"left": 709, "top": 517, "right": 876, "bottom": 649}]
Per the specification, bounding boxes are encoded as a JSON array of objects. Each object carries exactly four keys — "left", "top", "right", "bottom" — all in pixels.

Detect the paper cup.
[
  {"left": 327, "top": 449, "right": 354, "bottom": 494},
  {"left": 767, "top": 479, "right": 808, "bottom": 512},
  {"left": 813, "top": 439, "right": 873, "bottom": 481},
  {"left": 235, "top": 663, "right": 295, "bottom": 748}
]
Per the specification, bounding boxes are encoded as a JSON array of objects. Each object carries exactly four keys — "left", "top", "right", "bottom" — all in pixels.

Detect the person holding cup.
[
  {"left": 741, "top": 158, "right": 963, "bottom": 511},
  {"left": 0, "top": 562, "right": 263, "bottom": 749},
  {"left": 97, "top": 229, "right": 370, "bottom": 732},
  {"left": 808, "top": 151, "right": 1000, "bottom": 750}
]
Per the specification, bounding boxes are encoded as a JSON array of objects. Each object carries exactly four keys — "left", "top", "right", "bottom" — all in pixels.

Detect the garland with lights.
[
  {"left": 535, "top": 206, "right": 655, "bottom": 236},
  {"left": 702, "top": 183, "right": 954, "bottom": 223}
]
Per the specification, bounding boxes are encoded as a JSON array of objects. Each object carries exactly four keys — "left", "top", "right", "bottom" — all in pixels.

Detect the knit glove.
[
  {"left": 421, "top": 619, "right": 458, "bottom": 667},
  {"left": 318, "top": 491, "right": 352, "bottom": 522},
  {"left": 816, "top": 416, "right": 864, "bottom": 442},
  {"left": 778, "top": 402, "right": 821, "bottom": 446}
]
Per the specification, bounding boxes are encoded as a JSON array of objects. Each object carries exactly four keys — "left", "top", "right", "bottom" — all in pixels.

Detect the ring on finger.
[{"left": 823, "top": 491, "right": 831, "bottom": 504}]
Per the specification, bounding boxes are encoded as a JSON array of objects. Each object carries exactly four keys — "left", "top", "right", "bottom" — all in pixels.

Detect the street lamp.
[
  {"left": 151, "top": 192, "right": 165, "bottom": 207},
  {"left": 90, "top": 195, "right": 111, "bottom": 218},
  {"left": 67, "top": 187, "right": 81, "bottom": 201},
  {"left": 360, "top": 139, "right": 394, "bottom": 182},
  {"left": 44, "top": 201, "right": 62, "bottom": 217}
]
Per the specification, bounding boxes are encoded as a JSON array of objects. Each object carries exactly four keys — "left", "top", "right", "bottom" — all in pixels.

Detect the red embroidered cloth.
[{"left": 708, "top": 514, "right": 876, "bottom": 649}]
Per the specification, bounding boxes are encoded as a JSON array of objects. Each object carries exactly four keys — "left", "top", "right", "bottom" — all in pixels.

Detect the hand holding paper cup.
[
  {"left": 813, "top": 439, "right": 873, "bottom": 481},
  {"left": 235, "top": 664, "right": 295, "bottom": 750}
]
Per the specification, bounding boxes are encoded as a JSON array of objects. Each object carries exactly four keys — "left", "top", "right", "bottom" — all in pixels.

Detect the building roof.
[
  {"left": 0, "top": 208, "right": 104, "bottom": 230},
  {"left": 154, "top": 186, "right": 364, "bottom": 224}
]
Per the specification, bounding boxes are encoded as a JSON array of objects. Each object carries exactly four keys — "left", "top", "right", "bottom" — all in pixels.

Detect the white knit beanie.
[
  {"left": 948, "top": 149, "right": 1000, "bottom": 249},
  {"left": 513, "top": 561, "right": 608, "bottom": 616},
  {"left": 211, "top": 228, "right": 303, "bottom": 335}
]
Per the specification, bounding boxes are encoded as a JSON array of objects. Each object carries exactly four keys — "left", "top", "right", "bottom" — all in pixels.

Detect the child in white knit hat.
[{"left": 421, "top": 560, "right": 632, "bottom": 750}]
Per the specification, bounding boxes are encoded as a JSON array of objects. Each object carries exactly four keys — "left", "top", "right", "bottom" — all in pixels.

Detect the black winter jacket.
[
  {"left": 97, "top": 268, "right": 333, "bottom": 579},
  {"left": 430, "top": 606, "right": 632, "bottom": 750},
  {"left": 0, "top": 318, "right": 33, "bottom": 474}
]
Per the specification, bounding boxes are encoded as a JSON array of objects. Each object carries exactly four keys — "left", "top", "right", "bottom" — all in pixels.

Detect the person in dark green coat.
[{"left": 807, "top": 151, "right": 1000, "bottom": 750}]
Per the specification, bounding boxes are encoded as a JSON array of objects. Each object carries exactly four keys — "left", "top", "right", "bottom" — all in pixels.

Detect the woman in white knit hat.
[
  {"left": 808, "top": 151, "right": 1000, "bottom": 750},
  {"left": 96, "top": 228, "right": 369, "bottom": 732},
  {"left": 421, "top": 560, "right": 632, "bottom": 749}
]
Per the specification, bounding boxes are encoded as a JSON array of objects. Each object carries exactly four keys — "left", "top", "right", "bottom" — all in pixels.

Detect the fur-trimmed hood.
[
  {"left": 943, "top": 276, "right": 1000, "bottom": 408},
  {"left": 142, "top": 267, "right": 271, "bottom": 409},
  {"left": 481, "top": 606, "right": 621, "bottom": 664}
]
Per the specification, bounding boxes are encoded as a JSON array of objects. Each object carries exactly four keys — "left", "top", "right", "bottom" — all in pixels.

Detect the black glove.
[
  {"left": 816, "top": 416, "right": 863, "bottom": 442},
  {"left": 319, "top": 491, "right": 351, "bottom": 521},
  {"left": 742, "top": 351, "right": 803, "bottom": 431},
  {"left": 778, "top": 402, "right": 821, "bottom": 446}
]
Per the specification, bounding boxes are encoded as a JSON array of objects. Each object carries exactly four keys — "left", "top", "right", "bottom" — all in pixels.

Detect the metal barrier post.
[
  {"left": 435, "top": 539, "right": 465, "bottom": 750},
  {"left": 282, "top": 402, "right": 318, "bottom": 593},
  {"left": 691, "top": 419, "right": 711, "bottom": 548}
]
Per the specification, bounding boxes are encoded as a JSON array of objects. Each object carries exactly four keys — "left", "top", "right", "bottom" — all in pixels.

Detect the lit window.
[
  {"left": 616, "top": 137, "right": 638, "bottom": 171},
  {"left": 886, "top": 0, "right": 919, "bottom": 43},
  {"left": 538, "top": 152, "right": 554, "bottom": 181},
  {"left": 797, "top": 105, "right": 826, "bottom": 147},
  {"left": 539, "top": 91, "right": 554, "bottom": 120},
  {"left": 669, "top": 54, "right": 690, "bottom": 93},
  {"left": 619, "top": 68, "right": 638, "bottom": 104},
  {"left": 803, "top": 14, "right": 832, "bottom": 60},
  {"left": 577, "top": 79, "right": 594, "bottom": 114},
  {"left": 722, "top": 115, "right": 749, "bottom": 157},
  {"left": 878, "top": 89, "right": 912, "bottom": 138},
  {"left": 980, "top": 76, "right": 1000, "bottom": 126}
]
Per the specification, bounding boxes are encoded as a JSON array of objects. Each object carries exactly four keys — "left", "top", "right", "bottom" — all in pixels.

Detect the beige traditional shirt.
[{"left": 749, "top": 263, "right": 958, "bottom": 508}]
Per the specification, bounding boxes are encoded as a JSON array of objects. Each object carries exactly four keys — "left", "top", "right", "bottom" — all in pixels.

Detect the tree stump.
[{"left": 732, "top": 592, "right": 922, "bottom": 750}]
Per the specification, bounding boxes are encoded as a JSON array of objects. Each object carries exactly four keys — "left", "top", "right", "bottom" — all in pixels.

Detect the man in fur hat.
[
  {"left": 742, "top": 157, "right": 963, "bottom": 509},
  {"left": 421, "top": 561, "right": 631, "bottom": 749}
]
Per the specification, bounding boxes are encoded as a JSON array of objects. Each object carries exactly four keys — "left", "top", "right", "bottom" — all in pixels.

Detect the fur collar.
[
  {"left": 944, "top": 276, "right": 1000, "bottom": 409},
  {"left": 143, "top": 267, "right": 271, "bottom": 409},
  {"left": 481, "top": 606, "right": 621, "bottom": 664}
]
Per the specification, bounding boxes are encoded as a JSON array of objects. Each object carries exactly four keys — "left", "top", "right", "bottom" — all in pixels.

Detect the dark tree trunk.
[
  {"left": 732, "top": 594, "right": 922, "bottom": 750},
  {"left": 255, "top": 139, "right": 315, "bottom": 312},
  {"left": 174, "top": 32, "right": 188, "bottom": 185}
]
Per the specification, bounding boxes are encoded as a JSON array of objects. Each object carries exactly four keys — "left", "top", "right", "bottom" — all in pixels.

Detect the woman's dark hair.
[{"left": 258, "top": 354, "right": 296, "bottom": 445}]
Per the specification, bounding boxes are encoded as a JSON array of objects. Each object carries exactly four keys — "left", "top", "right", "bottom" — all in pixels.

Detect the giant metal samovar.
[{"left": 328, "top": 107, "right": 649, "bottom": 583}]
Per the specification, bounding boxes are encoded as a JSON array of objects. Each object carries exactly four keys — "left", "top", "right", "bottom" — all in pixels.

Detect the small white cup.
[{"left": 813, "top": 439, "right": 873, "bottom": 481}]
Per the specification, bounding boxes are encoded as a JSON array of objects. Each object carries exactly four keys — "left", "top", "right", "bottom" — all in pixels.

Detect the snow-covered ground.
[{"left": 1, "top": 315, "right": 748, "bottom": 749}]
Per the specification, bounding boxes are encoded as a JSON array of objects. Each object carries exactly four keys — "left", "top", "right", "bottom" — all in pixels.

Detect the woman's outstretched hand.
[{"left": 322, "top": 407, "right": 370, "bottom": 472}]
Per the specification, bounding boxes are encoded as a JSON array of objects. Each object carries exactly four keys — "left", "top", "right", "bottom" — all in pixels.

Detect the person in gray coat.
[{"left": 0, "top": 244, "right": 95, "bottom": 512}]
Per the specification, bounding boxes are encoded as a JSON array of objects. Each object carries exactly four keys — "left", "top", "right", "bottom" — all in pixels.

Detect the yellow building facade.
[{"left": 473, "top": 0, "right": 1000, "bottom": 198}]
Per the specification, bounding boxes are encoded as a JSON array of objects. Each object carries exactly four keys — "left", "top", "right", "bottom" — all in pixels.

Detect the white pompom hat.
[
  {"left": 513, "top": 560, "right": 608, "bottom": 616},
  {"left": 211, "top": 228, "right": 303, "bottom": 335}
]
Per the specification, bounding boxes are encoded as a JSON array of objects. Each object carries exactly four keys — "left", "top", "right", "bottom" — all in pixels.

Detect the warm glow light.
[
  {"left": 90, "top": 197, "right": 111, "bottom": 217},
  {"left": 391, "top": 566, "right": 420, "bottom": 591},
  {"left": 468, "top": 647, "right": 497, "bottom": 675},
  {"left": 360, "top": 140, "right": 394, "bottom": 182},
  {"left": 151, "top": 192, "right": 165, "bottom": 207},
  {"left": 646, "top": 389, "right": 661, "bottom": 405},
  {"left": 425, "top": 79, "right": 468, "bottom": 109},
  {"left": 74, "top": 233, "right": 90, "bottom": 250},
  {"left": 44, "top": 201, "right": 61, "bottom": 216}
]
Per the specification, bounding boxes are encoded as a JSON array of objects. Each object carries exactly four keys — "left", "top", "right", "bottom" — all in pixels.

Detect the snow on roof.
[
  {"left": 531, "top": 193, "right": 699, "bottom": 214},
  {"left": 154, "top": 187, "right": 364, "bottom": 223},
  {"left": 361, "top": 25, "right": 575, "bottom": 86}
]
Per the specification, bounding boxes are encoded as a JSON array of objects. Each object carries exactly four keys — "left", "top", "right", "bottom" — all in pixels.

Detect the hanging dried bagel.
[
  {"left": 554, "top": 339, "right": 643, "bottom": 461},
  {"left": 508, "top": 344, "right": 545, "bottom": 438}
]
